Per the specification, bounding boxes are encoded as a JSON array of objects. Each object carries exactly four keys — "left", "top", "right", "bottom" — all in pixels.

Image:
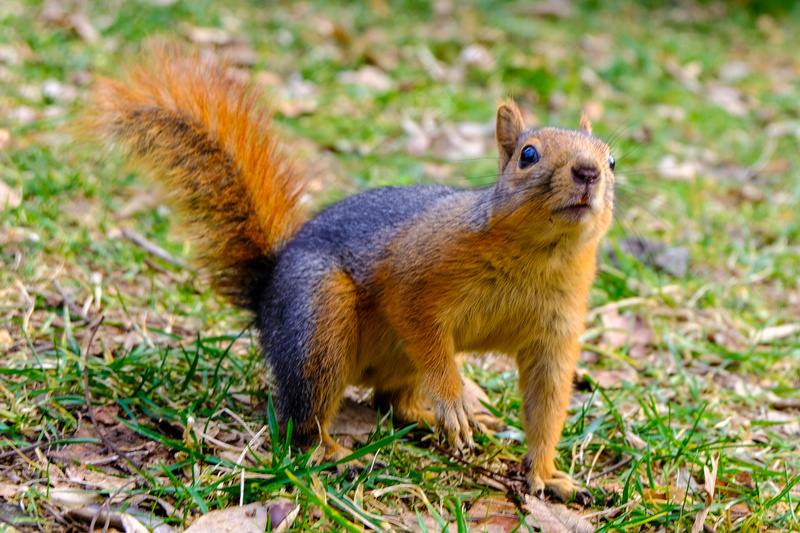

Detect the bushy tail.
[{"left": 88, "top": 46, "right": 307, "bottom": 311}]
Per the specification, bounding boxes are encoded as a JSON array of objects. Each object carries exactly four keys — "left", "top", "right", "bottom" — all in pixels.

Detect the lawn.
[{"left": 1, "top": 1, "right": 800, "bottom": 531}]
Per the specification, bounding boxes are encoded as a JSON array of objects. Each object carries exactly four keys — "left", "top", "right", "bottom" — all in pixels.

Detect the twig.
[
  {"left": 54, "top": 279, "right": 90, "bottom": 321},
  {"left": 0, "top": 441, "right": 52, "bottom": 461},
  {"left": 430, "top": 441, "right": 526, "bottom": 512},
  {"left": 0, "top": 515, "right": 33, "bottom": 533},
  {"left": 88, "top": 480, "right": 136, "bottom": 533},
  {"left": 81, "top": 316, "right": 141, "bottom": 471},
  {"left": 121, "top": 227, "right": 191, "bottom": 270},
  {"left": 585, "top": 444, "right": 605, "bottom": 486},
  {"left": 592, "top": 456, "right": 633, "bottom": 480},
  {"left": 581, "top": 499, "right": 636, "bottom": 520},
  {"left": 14, "top": 280, "right": 35, "bottom": 338}
]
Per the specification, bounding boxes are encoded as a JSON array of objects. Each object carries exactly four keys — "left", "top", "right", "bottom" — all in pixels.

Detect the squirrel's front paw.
[
  {"left": 435, "top": 396, "right": 482, "bottom": 452},
  {"left": 528, "top": 470, "right": 592, "bottom": 505}
]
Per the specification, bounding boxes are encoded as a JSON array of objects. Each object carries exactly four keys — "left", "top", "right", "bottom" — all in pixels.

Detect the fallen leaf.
[
  {"left": 423, "top": 162, "right": 454, "bottom": 181},
  {"left": 522, "top": 495, "right": 594, "bottom": 533},
  {"left": 329, "top": 398, "right": 384, "bottom": 438},
  {"left": 718, "top": 61, "right": 749, "bottom": 82},
  {"left": 48, "top": 488, "right": 102, "bottom": 507},
  {"left": 468, "top": 497, "right": 520, "bottom": 532},
  {"left": 67, "top": 14, "right": 98, "bottom": 42},
  {"left": 0, "top": 180, "right": 22, "bottom": 209},
  {"left": 580, "top": 366, "right": 638, "bottom": 389},
  {"left": 729, "top": 501, "right": 750, "bottom": 521},
  {"left": 0, "top": 483, "right": 22, "bottom": 499},
  {"left": 624, "top": 428, "right": 647, "bottom": 450},
  {"left": 42, "top": 79, "right": 77, "bottom": 103},
  {"left": 608, "top": 237, "right": 690, "bottom": 277},
  {"left": 0, "top": 329, "right": 12, "bottom": 350},
  {"left": 6, "top": 106, "right": 37, "bottom": 124},
  {"left": 657, "top": 155, "right": 700, "bottom": 181},
  {"left": 767, "top": 393, "right": 800, "bottom": 410},
  {"left": 183, "top": 26, "right": 238, "bottom": 45},
  {"left": 184, "top": 500, "right": 296, "bottom": 533},
  {"left": 463, "top": 377, "right": 493, "bottom": 417},
  {"left": 399, "top": 511, "right": 453, "bottom": 531},
  {"left": 513, "top": 0, "right": 574, "bottom": 18},
  {"left": 68, "top": 505, "right": 176, "bottom": 533},
  {"left": 690, "top": 453, "right": 719, "bottom": 533},
  {"left": 707, "top": 85, "right": 749, "bottom": 116},
  {"left": 459, "top": 44, "right": 495, "bottom": 71},
  {"left": 663, "top": 58, "right": 702, "bottom": 93},
  {"left": 337, "top": 65, "right": 393, "bottom": 93},
  {"left": 276, "top": 73, "right": 318, "bottom": 117},
  {"left": 600, "top": 308, "right": 653, "bottom": 357},
  {"left": 93, "top": 404, "right": 120, "bottom": 425},
  {"left": 750, "top": 324, "right": 800, "bottom": 344},
  {"left": 760, "top": 410, "right": 800, "bottom": 436},
  {"left": 121, "top": 514, "right": 150, "bottom": 533},
  {"left": 65, "top": 465, "right": 131, "bottom": 491}
]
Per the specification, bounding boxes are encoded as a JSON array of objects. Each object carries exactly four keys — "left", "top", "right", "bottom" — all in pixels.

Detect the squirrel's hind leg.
[
  {"left": 267, "top": 269, "right": 359, "bottom": 461},
  {"left": 373, "top": 386, "right": 436, "bottom": 428}
]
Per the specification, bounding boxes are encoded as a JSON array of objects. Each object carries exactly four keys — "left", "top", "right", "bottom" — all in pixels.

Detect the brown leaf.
[
  {"left": 183, "top": 26, "right": 238, "bottom": 46},
  {"left": 767, "top": 393, "right": 800, "bottom": 410},
  {"left": 690, "top": 453, "right": 719, "bottom": 533},
  {"left": 329, "top": 398, "right": 384, "bottom": 439},
  {"left": 750, "top": 324, "right": 800, "bottom": 344},
  {"left": 581, "top": 366, "right": 638, "bottom": 389},
  {"left": 729, "top": 501, "right": 750, "bottom": 521},
  {"left": 468, "top": 497, "right": 521, "bottom": 532},
  {"left": 337, "top": 65, "right": 393, "bottom": 93},
  {"left": 657, "top": 155, "right": 701, "bottom": 181},
  {"left": 184, "top": 500, "right": 297, "bottom": 533},
  {"left": 463, "top": 377, "right": 491, "bottom": 415},
  {"left": 93, "top": 405, "right": 120, "bottom": 426},
  {"left": 0, "top": 180, "right": 22, "bottom": 209},
  {"left": 600, "top": 309, "right": 653, "bottom": 357},
  {"left": 399, "top": 511, "right": 453, "bottom": 531},
  {"left": 522, "top": 495, "right": 594, "bottom": 533},
  {"left": 460, "top": 44, "right": 495, "bottom": 71},
  {"left": 514, "top": 0, "right": 574, "bottom": 18},
  {"left": 42, "top": 79, "right": 77, "bottom": 103},
  {"left": 707, "top": 85, "right": 749, "bottom": 116},
  {"left": 0, "top": 483, "right": 22, "bottom": 500},
  {"left": 65, "top": 465, "right": 131, "bottom": 491},
  {"left": 0, "top": 329, "right": 12, "bottom": 351}
]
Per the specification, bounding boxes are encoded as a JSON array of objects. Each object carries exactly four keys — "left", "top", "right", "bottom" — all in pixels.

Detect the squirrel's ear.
[
  {"left": 496, "top": 100, "right": 524, "bottom": 171},
  {"left": 580, "top": 111, "right": 592, "bottom": 134}
]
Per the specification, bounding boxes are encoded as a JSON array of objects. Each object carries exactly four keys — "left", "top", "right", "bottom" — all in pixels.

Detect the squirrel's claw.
[
  {"left": 435, "top": 396, "right": 479, "bottom": 452},
  {"left": 528, "top": 470, "right": 593, "bottom": 505}
]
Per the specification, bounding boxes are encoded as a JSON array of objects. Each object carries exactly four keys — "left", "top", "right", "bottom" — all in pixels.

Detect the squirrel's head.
[{"left": 492, "top": 100, "right": 615, "bottom": 244}]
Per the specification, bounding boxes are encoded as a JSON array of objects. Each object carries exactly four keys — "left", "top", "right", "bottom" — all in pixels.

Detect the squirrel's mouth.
[{"left": 554, "top": 201, "right": 593, "bottom": 220}]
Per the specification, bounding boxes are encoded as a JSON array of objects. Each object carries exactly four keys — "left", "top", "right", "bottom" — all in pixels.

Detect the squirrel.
[{"left": 87, "top": 47, "right": 615, "bottom": 503}]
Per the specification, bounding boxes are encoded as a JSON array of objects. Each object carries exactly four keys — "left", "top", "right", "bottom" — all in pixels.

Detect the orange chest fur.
[{"left": 438, "top": 247, "right": 597, "bottom": 354}]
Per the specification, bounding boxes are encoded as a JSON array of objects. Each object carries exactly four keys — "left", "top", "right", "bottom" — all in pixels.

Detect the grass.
[{"left": 2, "top": 0, "right": 800, "bottom": 531}]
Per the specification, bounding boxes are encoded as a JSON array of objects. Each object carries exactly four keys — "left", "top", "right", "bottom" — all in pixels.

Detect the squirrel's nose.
[{"left": 572, "top": 164, "right": 600, "bottom": 185}]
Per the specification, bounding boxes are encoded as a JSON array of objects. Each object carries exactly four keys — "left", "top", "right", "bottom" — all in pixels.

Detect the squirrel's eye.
[
  {"left": 608, "top": 154, "right": 615, "bottom": 171},
  {"left": 519, "top": 145, "right": 539, "bottom": 168}
]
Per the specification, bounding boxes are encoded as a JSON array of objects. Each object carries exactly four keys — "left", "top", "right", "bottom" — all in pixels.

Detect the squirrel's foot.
[
  {"left": 435, "top": 396, "right": 482, "bottom": 452},
  {"left": 393, "top": 405, "right": 436, "bottom": 428},
  {"left": 316, "top": 430, "right": 364, "bottom": 470},
  {"left": 528, "top": 470, "right": 592, "bottom": 505},
  {"left": 473, "top": 411, "right": 503, "bottom": 432}
]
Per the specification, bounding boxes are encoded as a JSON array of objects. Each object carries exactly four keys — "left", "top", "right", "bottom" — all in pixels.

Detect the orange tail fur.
[{"left": 88, "top": 46, "right": 307, "bottom": 309}]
